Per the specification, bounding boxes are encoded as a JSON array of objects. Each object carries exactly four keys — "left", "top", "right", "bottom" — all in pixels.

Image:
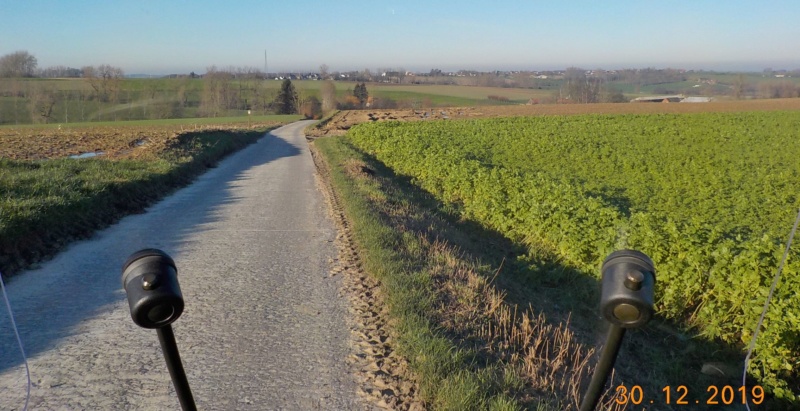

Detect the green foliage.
[
  {"left": 488, "top": 394, "right": 523, "bottom": 411},
  {"left": 433, "top": 369, "right": 491, "bottom": 410},
  {"left": 347, "top": 111, "right": 800, "bottom": 399}
]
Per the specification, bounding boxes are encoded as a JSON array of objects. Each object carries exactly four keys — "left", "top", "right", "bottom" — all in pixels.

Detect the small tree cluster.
[
  {"left": 320, "top": 80, "right": 337, "bottom": 113},
  {"left": 353, "top": 82, "right": 368, "bottom": 107},
  {"left": 487, "top": 95, "right": 509, "bottom": 101},
  {"left": 758, "top": 81, "right": 800, "bottom": 99},
  {"left": 0, "top": 51, "right": 37, "bottom": 78},
  {"left": 299, "top": 96, "right": 322, "bottom": 119},
  {"left": 199, "top": 66, "right": 237, "bottom": 117},
  {"left": 560, "top": 67, "right": 602, "bottom": 103},
  {"left": 82, "top": 64, "right": 125, "bottom": 102},
  {"left": 28, "top": 83, "right": 58, "bottom": 123}
]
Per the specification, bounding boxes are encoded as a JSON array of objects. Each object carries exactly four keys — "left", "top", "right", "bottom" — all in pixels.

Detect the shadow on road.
[{"left": 0, "top": 128, "right": 303, "bottom": 374}]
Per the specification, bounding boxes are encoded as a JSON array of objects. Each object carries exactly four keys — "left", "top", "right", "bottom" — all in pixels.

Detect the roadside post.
[
  {"left": 122, "top": 249, "right": 197, "bottom": 411},
  {"left": 580, "top": 250, "right": 656, "bottom": 411}
]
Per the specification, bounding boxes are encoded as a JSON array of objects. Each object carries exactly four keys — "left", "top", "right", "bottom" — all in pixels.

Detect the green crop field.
[{"left": 347, "top": 111, "right": 800, "bottom": 399}]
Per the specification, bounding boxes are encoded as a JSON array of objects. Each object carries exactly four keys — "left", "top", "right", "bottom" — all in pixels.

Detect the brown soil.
[
  {"left": 0, "top": 122, "right": 283, "bottom": 161},
  {"left": 307, "top": 98, "right": 800, "bottom": 137}
]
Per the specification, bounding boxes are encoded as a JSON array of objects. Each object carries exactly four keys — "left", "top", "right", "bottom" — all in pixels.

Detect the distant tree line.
[
  {"left": 0, "top": 51, "right": 83, "bottom": 78},
  {"left": 197, "top": 67, "right": 322, "bottom": 119},
  {"left": 4, "top": 50, "right": 800, "bottom": 124},
  {"left": 0, "top": 51, "right": 38, "bottom": 77},
  {"left": 553, "top": 67, "right": 626, "bottom": 103},
  {"left": 39, "top": 66, "right": 83, "bottom": 78}
]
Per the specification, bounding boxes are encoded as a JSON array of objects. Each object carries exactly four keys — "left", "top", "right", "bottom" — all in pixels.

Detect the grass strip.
[{"left": 0, "top": 125, "right": 280, "bottom": 277}]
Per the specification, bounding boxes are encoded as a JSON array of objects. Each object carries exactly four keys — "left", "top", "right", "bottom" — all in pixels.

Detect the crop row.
[{"left": 347, "top": 112, "right": 800, "bottom": 399}]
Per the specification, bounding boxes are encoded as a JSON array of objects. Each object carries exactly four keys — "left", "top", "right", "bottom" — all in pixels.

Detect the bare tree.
[
  {"left": 38, "top": 65, "right": 81, "bottom": 78},
  {"left": 175, "top": 77, "right": 189, "bottom": 109},
  {"left": 81, "top": 65, "right": 98, "bottom": 96},
  {"left": 396, "top": 67, "right": 406, "bottom": 84},
  {"left": 200, "top": 66, "right": 237, "bottom": 117},
  {"left": 9, "top": 78, "right": 23, "bottom": 124},
  {"left": 200, "top": 67, "right": 221, "bottom": 117},
  {"left": 320, "top": 80, "right": 337, "bottom": 113},
  {"left": 235, "top": 66, "right": 262, "bottom": 110},
  {"left": 562, "top": 67, "right": 601, "bottom": 103},
  {"left": 82, "top": 64, "right": 124, "bottom": 102},
  {"left": 98, "top": 64, "right": 124, "bottom": 103},
  {"left": 0, "top": 51, "right": 38, "bottom": 77},
  {"left": 732, "top": 74, "right": 749, "bottom": 99},
  {"left": 319, "top": 64, "right": 329, "bottom": 80},
  {"left": 299, "top": 96, "right": 322, "bottom": 119},
  {"left": 28, "top": 83, "right": 59, "bottom": 123},
  {"left": 777, "top": 81, "right": 800, "bottom": 98},
  {"left": 250, "top": 81, "right": 275, "bottom": 115},
  {"left": 757, "top": 81, "right": 800, "bottom": 99}
]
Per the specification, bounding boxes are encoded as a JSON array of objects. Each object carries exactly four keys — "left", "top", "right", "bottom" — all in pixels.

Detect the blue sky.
[{"left": 2, "top": 0, "right": 798, "bottom": 74}]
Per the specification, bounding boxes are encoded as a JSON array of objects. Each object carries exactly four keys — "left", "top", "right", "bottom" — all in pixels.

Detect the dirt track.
[
  {"left": 310, "top": 143, "right": 422, "bottom": 411},
  {"left": 0, "top": 122, "right": 367, "bottom": 410}
]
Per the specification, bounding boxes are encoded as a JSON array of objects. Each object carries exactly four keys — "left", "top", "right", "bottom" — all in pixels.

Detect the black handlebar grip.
[
  {"left": 121, "top": 249, "right": 184, "bottom": 329},
  {"left": 600, "top": 250, "right": 656, "bottom": 328}
]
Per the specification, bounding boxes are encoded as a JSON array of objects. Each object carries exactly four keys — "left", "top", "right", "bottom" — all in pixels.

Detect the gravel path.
[{"left": 0, "top": 121, "right": 364, "bottom": 410}]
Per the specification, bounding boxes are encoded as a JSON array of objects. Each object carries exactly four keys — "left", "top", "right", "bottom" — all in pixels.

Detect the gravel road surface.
[{"left": 0, "top": 121, "right": 364, "bottom": 410}]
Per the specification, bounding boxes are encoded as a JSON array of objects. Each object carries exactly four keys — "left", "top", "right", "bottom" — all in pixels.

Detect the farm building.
[
  {"left": 630, "top": 95, "right": 685, "bottom": 103},
  {"left": 631, "top": 95, "right": 713, "bottom": 103},
  {"left": 681, "top": 96, "right": 714, "bottom": 103}
]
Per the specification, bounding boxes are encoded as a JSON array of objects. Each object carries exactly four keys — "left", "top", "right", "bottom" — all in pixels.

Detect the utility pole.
[{"left": 264, "top": 50, "right": 268, "bottom": 78}]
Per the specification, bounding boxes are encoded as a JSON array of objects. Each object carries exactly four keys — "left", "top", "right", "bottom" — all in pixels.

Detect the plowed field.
[
  {"left": 0, "top": 121, "right": 284, "bottom": 160},
  {"left": 309, "top": 98, "right": 800, "bottom": 137}
]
